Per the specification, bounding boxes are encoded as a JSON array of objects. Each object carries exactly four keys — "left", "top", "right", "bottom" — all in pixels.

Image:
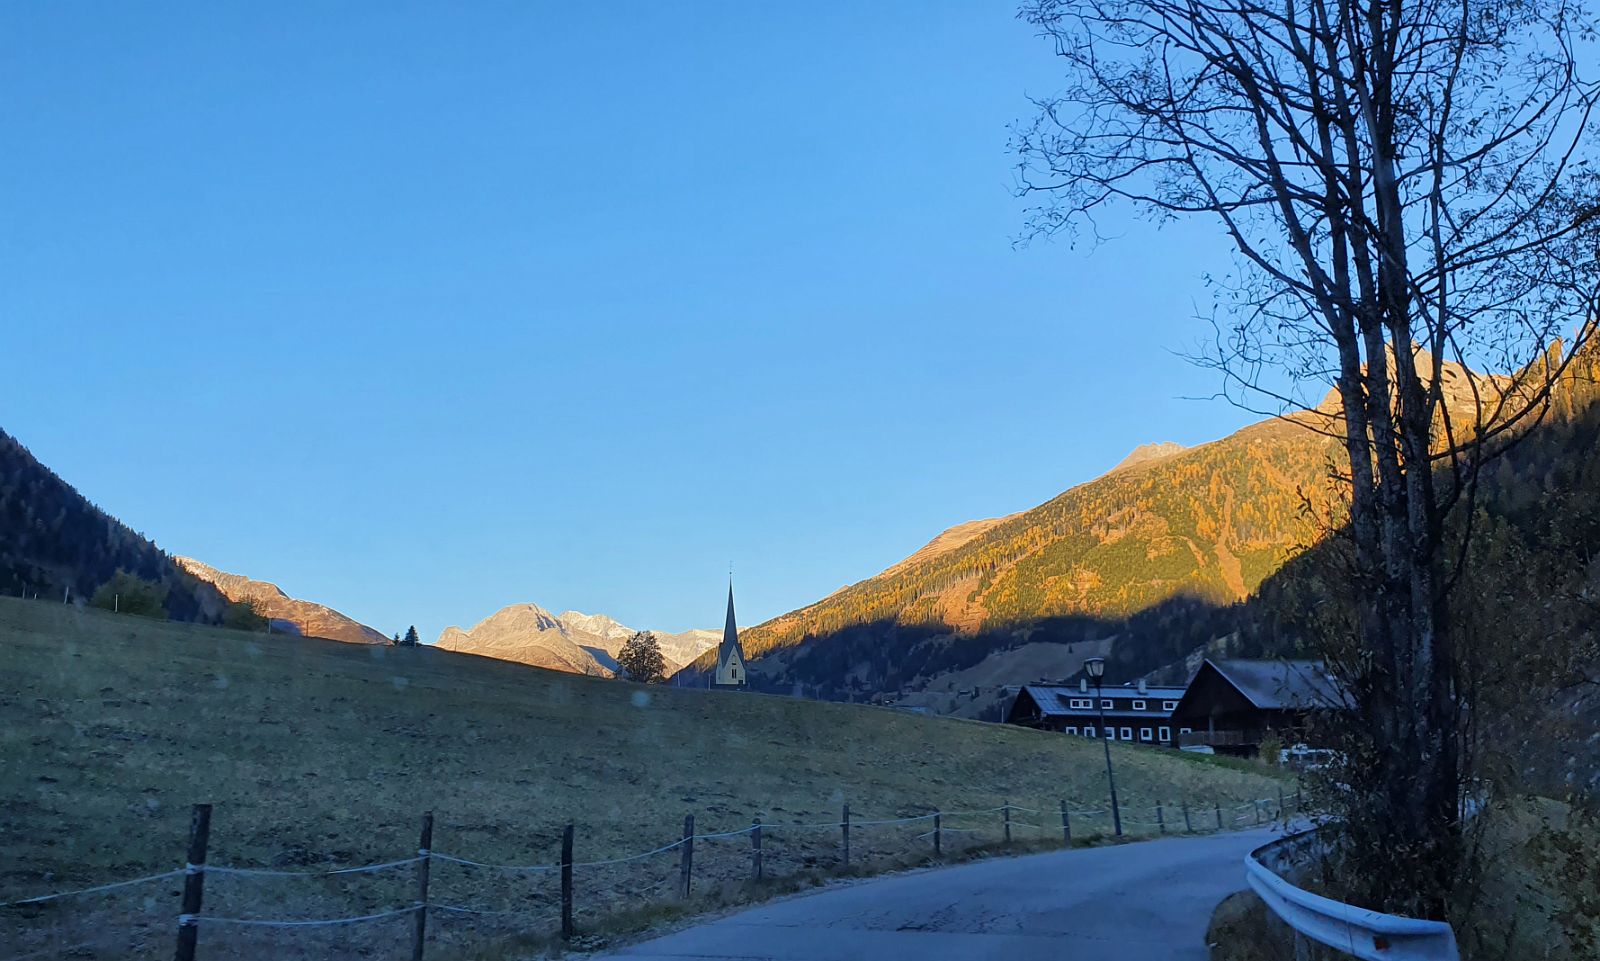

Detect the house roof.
[
  {"left": 1015, "top": 683, "right": 1188, "bottom": 716},
  {"left": 1205, "top": 659, "right": 1349, "bottom": 710}
]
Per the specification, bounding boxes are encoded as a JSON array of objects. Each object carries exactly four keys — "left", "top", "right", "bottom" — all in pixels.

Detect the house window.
[
  {"left": 1159, "top": 726, "right": 1171, "bottom": 742},
  {"left": 1180, "top": 727, "right": 1192, "bottom": 734},
  {"left": 1064, "top": 726, "right": 1077, "bottom": 735},
  {"left": 1101, "top": 699, "right": 1114, "bottom": 709},
  {"left": 1120, "top": 727, "right": 1132, "bottom": 740},
  {"left": 1132, "top": 699, "right": 1147, "bottom": 710},
  {"left": 1140, "top": 727, "right": 1153, "bottom": 741},
  {"left": 1084, "top": 726, "right": 1096, "bottom": 738},
  {"left": 1163, "top": 700, "right": 1179, "bottom": 711},
  {"left": 1070, "top": 698, "right": 1090, "bottom": 709}
]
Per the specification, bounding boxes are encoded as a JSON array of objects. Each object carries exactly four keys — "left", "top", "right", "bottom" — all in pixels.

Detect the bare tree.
[{"left": 1014, "top": 0, "right": 1600, "bottom": 917}]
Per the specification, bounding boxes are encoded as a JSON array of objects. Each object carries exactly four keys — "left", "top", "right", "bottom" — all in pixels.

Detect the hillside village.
[{"left": 4, "top": 2, "right": 1599, "bottom": 959}]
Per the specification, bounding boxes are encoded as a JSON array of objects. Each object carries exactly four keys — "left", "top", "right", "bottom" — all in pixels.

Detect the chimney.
[{"left": 1138, "top": 678, "right": 1148, "bottom": 695}]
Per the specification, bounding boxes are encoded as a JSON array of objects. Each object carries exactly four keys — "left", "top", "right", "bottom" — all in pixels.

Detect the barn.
[{"left": 1168, "top": 658, "right": 1349, "bottom": 757}]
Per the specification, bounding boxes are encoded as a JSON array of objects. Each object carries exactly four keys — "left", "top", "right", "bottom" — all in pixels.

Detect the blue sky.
[{"left": 0, "top": 2, "right": 1261, "bottom": 641}]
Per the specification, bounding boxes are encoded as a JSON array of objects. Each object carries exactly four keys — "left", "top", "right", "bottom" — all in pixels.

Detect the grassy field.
[{"left": 0, "top": 597, "right": 1290, "bottom": 960}]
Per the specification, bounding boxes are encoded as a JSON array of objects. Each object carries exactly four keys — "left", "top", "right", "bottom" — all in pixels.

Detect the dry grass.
[{"left": 0, "top": 597, "right": 1289, "bottom": 960}]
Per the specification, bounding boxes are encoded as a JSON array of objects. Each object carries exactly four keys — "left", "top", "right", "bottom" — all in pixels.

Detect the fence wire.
[{"left": 2, "top": 794, "right": 1302, "bottom": 960}]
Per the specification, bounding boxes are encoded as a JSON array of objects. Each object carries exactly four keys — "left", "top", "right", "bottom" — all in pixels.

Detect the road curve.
[{"left": 591, "top": 826, "right": 1281, "bottom": 961}]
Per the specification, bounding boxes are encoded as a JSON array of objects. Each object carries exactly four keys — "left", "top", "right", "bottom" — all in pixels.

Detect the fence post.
[
  {"left": 1157, "top": 802, "right": 1166, "bottom": 835},
  {"left": 1182, "top": 798, "right": 1192, "bottom": 833},
  {"left": 411, "top": 812, "right": 433, "bottom": 961},
  {"left": 751, "top": 818, "right": 763, "bottom": 881},
  {"left": 1003, "top": 802, "right": 1011, "bottom": 845},
  {"left": 173, "top": 803, "right": 211, "bottom": 961},
  {"left": 560, "top": 823, "right": 574, "bottom": 941},
  {"left": 932, "top": 810, "right": 942, "bottom": 857},
  {"left": 679, "top": 815, "right": 695, "bottom": 899},
  {"left": 1060, "top": 800, "right": 1071, "bottom": 843},
  {"left": 1215, "top": 800, "right": 1223, "bottom": 830},
  {"left": 842, "top": 803, "right": 851, "bottom": 869},
  {"left": 1278, "top": 785, "right": 1286, "bottom": 820},
  {"left": 1254, "top": 800, "right": 1263, "bottom": 825},
  {"left": 1295, "top": 786, "right": 1303, "bottom": 813}
]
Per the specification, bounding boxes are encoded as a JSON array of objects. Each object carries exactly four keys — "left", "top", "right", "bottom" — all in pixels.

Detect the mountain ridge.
[
  {"left": 437, "top": 602, "right": 719, "bottom": 677},
  {"left": 684, "top": 351, "right": 1503, "bottom": 701},
  {"left": 174, "top": 556, "right": 389, "bottom": 645}
]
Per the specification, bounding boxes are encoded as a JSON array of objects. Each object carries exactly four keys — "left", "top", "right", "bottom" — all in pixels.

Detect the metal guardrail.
[{"left": 1245, "top": 829, "right": 1460, "bottom": 961}]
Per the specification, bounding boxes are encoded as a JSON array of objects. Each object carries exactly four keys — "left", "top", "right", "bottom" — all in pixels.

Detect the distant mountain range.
[
  {"left": 174, "top": 557, "right": 390, "bottom": 645},
  {"left": 436, "top": 603, "right": 719, "bottom": 677}
]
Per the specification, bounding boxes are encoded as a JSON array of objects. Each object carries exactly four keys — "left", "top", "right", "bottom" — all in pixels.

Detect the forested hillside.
[
  {"left": 683, "top": 411, "right": 1345, "bottom": 699},
  {"left": 0, "top": 427, "right": 226, "bottom": 622},
  {"left": 694, "top": 348, "right": 1597, "bottom": 710}
]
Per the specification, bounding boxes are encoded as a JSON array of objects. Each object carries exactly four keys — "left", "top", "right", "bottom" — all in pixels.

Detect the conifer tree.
[{"left": 616, "top": 630, "right": 666, "bottom": 684}]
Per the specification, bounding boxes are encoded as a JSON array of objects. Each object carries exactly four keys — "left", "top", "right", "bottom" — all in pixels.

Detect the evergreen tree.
[{"left": 402, "top": 625, "right": 420, "bottom": 647}]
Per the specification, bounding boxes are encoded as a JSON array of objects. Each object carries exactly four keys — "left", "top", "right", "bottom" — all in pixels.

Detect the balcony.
[{"left": 1178, "top": 729, "right": 1257, "bottom": 749}]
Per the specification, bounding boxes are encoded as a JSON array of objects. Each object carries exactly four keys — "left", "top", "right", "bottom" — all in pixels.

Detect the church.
[{"left": 713, "top": 582, "right": 747, "bottom": 689}]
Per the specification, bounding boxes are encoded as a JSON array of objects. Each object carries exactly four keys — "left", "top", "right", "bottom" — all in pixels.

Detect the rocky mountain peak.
[{"left": 174, "top": 556, "right": 387, "bottom": 645}]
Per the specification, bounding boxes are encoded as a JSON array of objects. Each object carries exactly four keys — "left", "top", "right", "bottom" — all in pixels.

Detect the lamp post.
[{"left": 1084, "top": 657, "right": 1123, "bottom": 837}]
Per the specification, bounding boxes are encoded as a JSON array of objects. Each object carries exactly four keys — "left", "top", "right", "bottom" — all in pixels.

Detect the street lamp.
[{"left": 1084, "top": 657, "right": 1123, "bottom": 837}]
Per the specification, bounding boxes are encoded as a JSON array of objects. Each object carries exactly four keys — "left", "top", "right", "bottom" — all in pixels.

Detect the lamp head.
[{"left": 1084, "top": 656, "right": 1106, "bottom": 680}]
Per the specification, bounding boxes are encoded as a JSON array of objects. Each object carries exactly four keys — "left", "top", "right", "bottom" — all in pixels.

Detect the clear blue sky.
[{"left": 0, "top": 2, "right": 1261, "bottom": 642}]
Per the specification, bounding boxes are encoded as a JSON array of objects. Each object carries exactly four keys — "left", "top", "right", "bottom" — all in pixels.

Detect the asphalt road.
[{"left": 591, "top": 826, "right": 1280, "bottom": 961}]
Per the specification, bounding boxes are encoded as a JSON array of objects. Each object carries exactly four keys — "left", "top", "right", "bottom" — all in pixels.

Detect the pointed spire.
[{"left": 716, "top": 577, "right": 747, "bottom": 687}]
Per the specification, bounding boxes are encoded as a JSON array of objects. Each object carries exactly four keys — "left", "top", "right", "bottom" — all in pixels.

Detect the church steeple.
[{"left": 714, "top": 579, "right": 747, "bottom": 689}]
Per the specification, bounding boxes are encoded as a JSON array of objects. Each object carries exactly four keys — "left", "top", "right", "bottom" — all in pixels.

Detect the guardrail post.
[
  {"left": 1295, "top": 786, "right": 1303, "bottom": 813},
  {"left": 560, "top": 823, "right": 574, "bottom": 941},
  {"left": 933, "top": 810, "right": 942, "bottom": 857},
  {"left": 1254, "top": 800, "right": 1263, "bottom": 825},
  {"left": 173, "top": 802, "right": 211, "bottom": 961},
  {"left": 841, "top": 803, "right": 851, "bottom": 868},
  {"left": 750, "top": 818, "right": 763, "bottom": 881},
  {"left": 1060, "top": 800, "right": 1071, "bottom": 843},
  {"left": 1181, "top": 798, "right": 1192, "bottom": 833},
  {"left": 1003, "top": 802, "right": 1011, "bottom": 845},
  {"left": 1157, "top": 802, "right": 1166, "bottom": 835},
  {"left": 411, "top": 811, "right": 433, "bottom": 961},
  {"left": 1277, "top": 785, "right": 1286, "bottom": 820},
  {"left": 1215, "top": 800, "right": 1223, "bottom": 830},
  {"left": 679, "top": 815, "right": 695, "bottom": 898}
]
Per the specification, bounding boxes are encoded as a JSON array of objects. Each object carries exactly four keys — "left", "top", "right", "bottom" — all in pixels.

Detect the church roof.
[{"left": 719, "top": 583, "right": 745, "bottom": 665}]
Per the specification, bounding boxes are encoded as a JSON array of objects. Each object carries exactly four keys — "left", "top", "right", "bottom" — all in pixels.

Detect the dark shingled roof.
[
  {"left": 1208, "top": 659, "right": 1350, "bottom": 710},
  {"left": 1014, "top": 683, "right": 1189, "bottom": 716}
]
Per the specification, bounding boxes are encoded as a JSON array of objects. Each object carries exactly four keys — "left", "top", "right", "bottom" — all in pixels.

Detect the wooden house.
[{"left": 1168, "top": 658, "right": 1348, "bottom": 757}]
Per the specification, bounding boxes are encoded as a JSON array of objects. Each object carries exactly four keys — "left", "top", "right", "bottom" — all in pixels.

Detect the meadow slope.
[{"left": 1, "top": 598, "right": 1288, "bottom": 959}]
